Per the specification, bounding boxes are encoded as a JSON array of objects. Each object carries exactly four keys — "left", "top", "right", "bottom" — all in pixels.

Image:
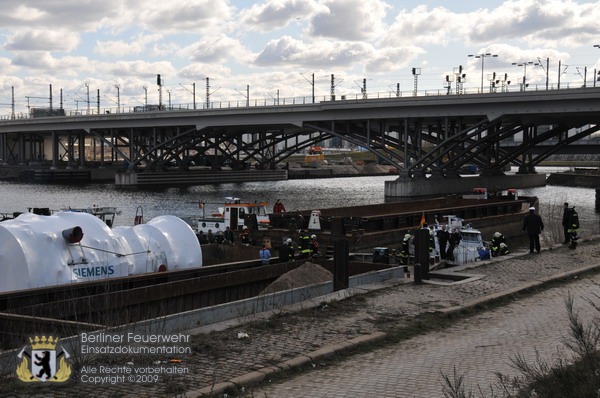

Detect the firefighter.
[
  {"left": 399, "top": 234, "right": 411, "bottom": 265},
  {"left": 568, "top": 207, "right": 580, "bottom": 250},
  {"left": 286, "top": 237, "right": 296, "bottom": 260},
  {"left": 490, "top": 232, "right": 507, "bottom": 257},
  {"left": 310, "top": 234, "right": 320, "bottom": 258},
  {"left": 298, "top": 229, "right": 311, "bottom": 259},
  {"left": 499, "top": 242, "right": 510, "bottom": 256}
]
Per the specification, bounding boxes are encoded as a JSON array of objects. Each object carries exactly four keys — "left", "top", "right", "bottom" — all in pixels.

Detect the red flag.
[
  {"left": 199, "top": 201, "right": 203, "bottom": 209},
  {"left": 420, "top": 212, "right": 425, "bottom": 227}
]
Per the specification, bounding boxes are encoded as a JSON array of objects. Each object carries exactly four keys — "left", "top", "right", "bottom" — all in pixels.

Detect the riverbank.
[
  {"left": 2, "top": 237, "right": 598, "bottom": 397},
  {"left": 2, "top": 161, "right": 598, "bottom": 186},
  {"left": 0, "top": 162, "right": 395, "bottom": 183}
]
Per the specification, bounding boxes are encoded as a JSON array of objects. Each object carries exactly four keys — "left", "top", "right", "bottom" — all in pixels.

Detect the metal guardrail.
[{"left": 0, "top": 82, "right": 591, "bottom": 121}]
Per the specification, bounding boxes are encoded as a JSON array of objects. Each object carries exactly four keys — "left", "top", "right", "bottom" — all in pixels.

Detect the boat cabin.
[
  {"left": 444, "top": 215, "right": 487, "bottom": 265},
  {"left": 504, "top": 188, "right": 519, "bottom": 200},
  {"left": 62, "top": 206, "right": 119, "bottom": 227},
  {"left": 197, "top": 197, "right": 270, "bottom": 233},
  {"left": 463, "top": 187, "right": 488, "bottom": 200}
]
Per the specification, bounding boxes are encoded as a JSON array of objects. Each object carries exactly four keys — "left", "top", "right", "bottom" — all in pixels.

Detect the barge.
[{"left": 258, "top": 193, "right": 533, "bottom": 252}]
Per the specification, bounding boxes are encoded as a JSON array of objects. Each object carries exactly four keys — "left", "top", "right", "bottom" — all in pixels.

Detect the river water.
[{"left": 1, "top": 167, "right": 598, "bottom": 241}]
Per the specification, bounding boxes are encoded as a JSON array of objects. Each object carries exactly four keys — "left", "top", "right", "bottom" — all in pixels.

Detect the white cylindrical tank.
[
  {"left": 0, "top": 211, "right": 202, "bottom": 293},
  {"left": 147, "top": 215, "right": 203, "bottom": 269},
  {"left": 111, "top": 224, "right": 168, "bottom": 274}
]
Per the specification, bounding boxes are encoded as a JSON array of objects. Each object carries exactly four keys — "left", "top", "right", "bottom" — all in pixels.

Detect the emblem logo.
[{"left": 16, "top": 336, "right": 72, "bottom": 383}]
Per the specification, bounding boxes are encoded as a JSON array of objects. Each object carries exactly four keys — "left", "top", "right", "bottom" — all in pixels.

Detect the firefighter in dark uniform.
[
  {"left": 286, "top": 238, "right": 296, "bottom": 260},
  {"left": 298, "top": 230, "right": 311, "bottom": 259},
  {"left": 562, "top": 202, "right": 572, "bottom": 244},
  {"left": 567, "top": 207, "right": 580, "bottom": 250},
  {"left": 490, "top": 232, "right": 508, "bottom": 257},
  {"left": 399, "top": 234, "right": 411, "bottom": 265}
]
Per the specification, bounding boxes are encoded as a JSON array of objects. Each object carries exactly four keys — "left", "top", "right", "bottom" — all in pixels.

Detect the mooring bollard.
[
  {"left": 333, "top": 238, "right": 349, "bottom": 291},
  {"left": 413, "top": 263, "right": 422, "bottom": 285},
  {"left": 414, "top": 228, "right": 430, "bottom": 280}
]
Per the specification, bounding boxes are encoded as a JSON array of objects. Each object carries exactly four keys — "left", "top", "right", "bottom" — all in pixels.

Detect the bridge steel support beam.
[
  {"left": 51, "top": 131, "right": 58, "bottom": 169},
  {"left": 79, "top": 131, "right": 85, "bottom": 168}
]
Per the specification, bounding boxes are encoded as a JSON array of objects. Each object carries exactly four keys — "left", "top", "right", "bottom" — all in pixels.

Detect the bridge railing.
[{"left": 0, "top": 81, "right": 594, "bottom": 121}]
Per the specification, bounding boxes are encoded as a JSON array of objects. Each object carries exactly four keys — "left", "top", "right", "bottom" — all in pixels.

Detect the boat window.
[
  {"left": 461, "top": 232, "right": 481, "bottom": 242},
  {"left": 239, "top": 208, "right": 245, "bottom": 218}
]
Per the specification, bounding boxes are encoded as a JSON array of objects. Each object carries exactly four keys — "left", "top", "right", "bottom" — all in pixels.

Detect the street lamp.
[
  {"left": 468, "top": 53, "right": 498, "bottom": 93},
  {"left": 114, "top": 84, "right": 120, "bottom": 113},
  {"left": 594, "top": 46, "right": 600, "bottom": 87},
  {"left": 512, "top": 61, "right": 539, "bottom": 91}
]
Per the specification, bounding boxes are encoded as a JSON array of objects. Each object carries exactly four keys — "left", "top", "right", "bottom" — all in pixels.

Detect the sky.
[{"left": 1, "top": 0, "right": 600, "bottom": 116}]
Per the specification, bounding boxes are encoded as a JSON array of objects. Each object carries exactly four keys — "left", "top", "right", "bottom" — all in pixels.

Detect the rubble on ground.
[{"left": 259, "top": 262, "right": 332, "bottom": 295}]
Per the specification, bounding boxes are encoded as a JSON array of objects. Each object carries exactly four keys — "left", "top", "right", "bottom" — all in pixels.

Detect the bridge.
[{"left": 1, "top": 87, "right": 599, "bottom": 195}]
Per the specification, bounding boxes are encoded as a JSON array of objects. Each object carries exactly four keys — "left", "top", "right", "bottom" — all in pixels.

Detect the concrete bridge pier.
[{"left": 384, "top": 173, "right": 547, "bottom": 197}]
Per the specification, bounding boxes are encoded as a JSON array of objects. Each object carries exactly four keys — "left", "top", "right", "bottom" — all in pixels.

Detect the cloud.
[
  {"left": 365, "top": 46, "right": 426, "bottom": 73},
  {"left": 254, "top": 36, "right": 376, "bottom": 68},
  {"left": 0, "top": 57, "right": 18, "bottom": 77},
  {"left": 308, "top": 0, "right": 390, "bottom": 41},
  {"left": 94, "top": 34, "right": 163, "bottom": 57},
  {"left": 11, "top": 52, "right": 57, "bottom": 69},
  {"left": 179, "top": 34, "right": 251, "bottom": 64},
  {"left": 383, "top": 5, "right": 467, "bottom": 47},
  {"left": 239, "top": 0, "right": 323, "bottom": 33},
  {"left": 148, "top": 42, "right": 181, "bottom": 58},
  {"left": 11, "top": 52, "right": 93, "bottom": 80},
  {"left": 120, "top": 0, "right": 235, "bottom": 34},
  {"left": 108, "top": 60, "right": 177, "bottom": 79},
  {"left": 94, "top": 41, "right": 144, "bottom": 58},
  {"left": 178, "top": 63, "right": 232, "bottom": 80},
  {"left": 253, "top": 34, "right": 424, "bottom": 73},
  {"left": 384, "top": 1, "right": 600, "bottom": 49},
  {"left": 4, "top": 30, "right": 80, "bottom": 52},
  {"left": 468, "top": 0, "right": 579, "bottom": 45},
  {"left": 0, "top": 1, "right": 122, "bottom": 31}
]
